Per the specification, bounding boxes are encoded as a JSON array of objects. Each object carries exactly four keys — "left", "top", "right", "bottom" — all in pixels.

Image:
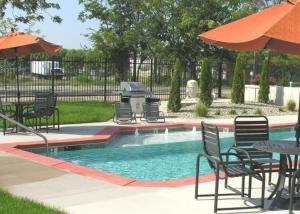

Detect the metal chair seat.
[
  {"left": 141, "top": 103, "right": 165, "bottom": 123},
  {"left": 226, "top": 164, "right": 258, "bottom": 177},
  {"left": 113, "top": 102, "right": 136, "bottom": 124}
]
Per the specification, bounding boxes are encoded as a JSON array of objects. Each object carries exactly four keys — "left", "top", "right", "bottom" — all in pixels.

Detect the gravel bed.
[{"left": 165, "top": 99, "right": 297, "bottom": 119}]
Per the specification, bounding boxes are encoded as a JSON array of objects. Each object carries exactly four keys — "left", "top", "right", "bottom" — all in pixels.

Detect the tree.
[
  {"left": 79, "top": 0, "right": 149, "bottom": 81},
  {"left": 231, "top": 53, "right": 245, "bottom": 104},
  {"left": 0, "top": 1, "right": 61, "bottom": 24},
  {"left": 199, "top": 59, "right": 213, "bottom": 106},
  {"left": 0, "top": 1, "right": 61, "bottom": 36},
  {"left": 168, "top": 58, "right": 182, "bottom": 112},
  {"left": 258, "top": 60, "right": 269, "bottom": 103}
]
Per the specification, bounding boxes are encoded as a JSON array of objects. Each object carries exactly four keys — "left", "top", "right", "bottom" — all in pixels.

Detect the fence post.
[
  {"left": 104, "top": 58, "right": 108, "bottom": 101},
  {"left": 150, "top": 59, "right": 153, "bottom": 92},
  {"left": 51, "top": 56, "right": 55, "bottom": 93}
]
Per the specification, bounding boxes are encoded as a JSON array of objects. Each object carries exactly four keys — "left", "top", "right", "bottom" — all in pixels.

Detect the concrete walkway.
[{"left": 0, "top": 114, "right": 298, "bottom": 214}]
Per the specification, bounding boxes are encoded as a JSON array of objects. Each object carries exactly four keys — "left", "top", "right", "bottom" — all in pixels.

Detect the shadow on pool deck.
[{"left": 0, "top": 152, "right": 67, "bottom": 187}]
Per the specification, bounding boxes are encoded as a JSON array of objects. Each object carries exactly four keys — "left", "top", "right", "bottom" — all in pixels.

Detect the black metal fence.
[{"left": 0, "top": 55, "right": 201, "bottom": 102}]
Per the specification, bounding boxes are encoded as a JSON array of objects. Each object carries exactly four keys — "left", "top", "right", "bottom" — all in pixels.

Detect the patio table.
[
  {"left": 254, "top": 140, "right": 300, "bottom": 210},
  {"left": 2, "top": 101, "right": 34, "bottom": 131}
]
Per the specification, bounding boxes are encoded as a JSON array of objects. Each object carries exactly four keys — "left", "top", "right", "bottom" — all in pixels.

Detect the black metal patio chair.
[
  {"left": 0, "top": 97, "right": 16, "bottom": 135},
  {"left": 141, "top": 103, "right": 165, "bottom": 123},
  {"left": 23, "top": 91, "right": 59, "bottom": 132},
  {"left": 195, "top": 121, "right": 265, "bottom": 213},
  {"left": 113, "top": 102, "right": 136, "bottom": 124},
  {"left": 225, "top": 116, "right": 280, "bottom": 194}
]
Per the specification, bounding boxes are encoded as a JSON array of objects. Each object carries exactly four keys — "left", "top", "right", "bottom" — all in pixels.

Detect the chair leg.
[
  {"left": 195, "top": 154, "right": 201, "bottom": 199},
  {"left": 248, "top": 175, "right": 252, "bottom": 198},
  {"left": 57, "top": 110, "right": 60, "bottom": 130},
  {"left": 224, "top": 176, "right": 228, "bottom": 188},
  {"left": 241, "top": 176, "right": 245, "bottom": 197},
  {"left": 214, "top": 167, "right": 220, "bottom": 213},
  {"left": 261, "top": 173, "right": 265, "bottom": 209},
  {"left": 268, "top": 164, "right": 272, "bottom": 185},
  {"left": 3, "top": 119, "right": 6, "bottom": 135},
  {"left": 46, "top": 117, "right": 48, "bottom": 133}
]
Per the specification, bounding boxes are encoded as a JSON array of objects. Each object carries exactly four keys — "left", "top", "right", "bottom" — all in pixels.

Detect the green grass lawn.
[
  {"left": 57, "top": 101, "right": 114, "bottom": 124},
  {"left": 2, "top": 101, "right": 114, "bottom": 128},
  {"left": 0, "top": 189, "right": 66, "bottom": 214}
]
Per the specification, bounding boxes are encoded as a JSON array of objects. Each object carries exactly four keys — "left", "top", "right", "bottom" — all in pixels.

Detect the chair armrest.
[
  {"left": 227, "top": 146, "right": 252, "bottom": 161},
  {"left": 198, "top": 153, "right": 220, "bottom": 166},
  {"left": 23, "top": 105, "right": 34, "bottom": 113}
]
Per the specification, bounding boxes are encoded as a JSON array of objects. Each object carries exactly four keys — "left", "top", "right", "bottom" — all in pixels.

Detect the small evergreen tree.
[
  {"left": 199, "top": 58, "right": 213, "bottom": 106},
  {"left": 168, "top": 58, "right": 182, "bottom": 112},
  {"left": 258, "top": 60, "right": 269, "bottom": 103},
  {"left": 231, "top": 53, "right": 245, "bottom": 104}
]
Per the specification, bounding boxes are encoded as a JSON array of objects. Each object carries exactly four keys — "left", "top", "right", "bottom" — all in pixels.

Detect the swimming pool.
[{"left": 26, "top": 128, "right": 296, "bottom": 181}]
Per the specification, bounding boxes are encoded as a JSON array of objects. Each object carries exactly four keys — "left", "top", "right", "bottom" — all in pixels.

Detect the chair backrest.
[
  {"left": 201, "top": 121, "right": 222, "bottom": 169},
  {"left": 34, "top": 92, "right": 52, "bottom": 116},
  {"left": 0, "top": 97, "right": 6, "bottom": 114},
  {"left": 46, "top": 93, "right": 57, "bottom": 116},
  {"left": 115, "top": 102, "right": 132, "bottom": 119},
  {"left": 234, "top": 115, "right": 270, "bottom": 159},
  {"left": 0, "top": 97, "right": 4, "bottom": 114},
  {"left": 143, "top": 103, "right": 159, "bottom": 119}
]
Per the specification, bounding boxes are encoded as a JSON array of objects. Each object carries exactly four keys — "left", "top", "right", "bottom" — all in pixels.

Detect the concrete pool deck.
[{"left": 0, "top": 114, "right": 298, "bottom": 214}]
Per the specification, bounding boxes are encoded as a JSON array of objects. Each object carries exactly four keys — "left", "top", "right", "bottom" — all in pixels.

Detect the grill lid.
[{"left": 120, "top": 82, "right": 145, "bottom": 92}]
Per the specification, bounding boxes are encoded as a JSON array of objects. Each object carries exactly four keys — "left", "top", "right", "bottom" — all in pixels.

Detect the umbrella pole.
[
  {"left": 297, "top": 93, "right": 300, "bottom": 147},
  {"left": 16, "top": 56, "right": 20, "bottom": 104},
  {"left": 295, "top": 93, "right": 300, "bottom": 173}
]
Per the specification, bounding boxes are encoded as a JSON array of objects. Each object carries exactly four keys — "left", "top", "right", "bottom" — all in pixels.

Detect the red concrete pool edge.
[{"left": 0, "top": 122, "right": 296, "bottom": 188}]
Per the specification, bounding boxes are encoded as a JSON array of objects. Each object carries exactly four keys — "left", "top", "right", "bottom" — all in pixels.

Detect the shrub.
[
  {"left": 258, "top": 60, "right": 269, "bottom": 103},
  {"left": 215, "top": 110, "right": 221, "bottom": 115},
  {"left": 279, "top": 107, "right": 285, "bottom": 112},
  {"left": 199, "top": 58, "right": 213, "bottom": 106},
  {"left": 287, "top": 100, "right": 296, "bottom": 111},
  {"left": 242, "top": 109, "right": 248, "bottom": 114},
  {"left": 195, "top": 101, "right": 208, "bottom": 117},
  {"left": 168, "top": 58, "right": 182, "bottom": 112},
  {"left": 255, "top": 108, "right": 263, "bottom": 115},
  {"left": 231, "top": 53, "right": 245, "bottom": 104},
  {"left": 229, "top": 109, "right": 237, "bottom": 115}
]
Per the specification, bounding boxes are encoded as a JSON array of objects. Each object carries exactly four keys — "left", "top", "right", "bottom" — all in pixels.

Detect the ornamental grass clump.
[
  {"left": 287, "top": 100, "right": 296, "bottom": 111},
  {"left": 195, "top": 101, "right": 208, "bottom": 117},
  {"left": 229, "top": 109, "right": 237, "bottom": 115},
  {"left": 255, "top": 108, "right": 263, "bottom": 115}
]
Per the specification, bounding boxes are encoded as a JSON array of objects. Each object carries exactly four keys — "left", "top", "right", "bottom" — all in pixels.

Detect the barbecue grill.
[{"left": 120, "top": 82, "right": 160, "bottom": 114}]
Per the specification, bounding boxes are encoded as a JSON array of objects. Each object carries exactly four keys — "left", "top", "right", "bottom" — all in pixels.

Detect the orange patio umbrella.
[
  {"left": 0, "top": 30, "right": 61, "bottom": 103},
  {"left": 199, "top": 0, "right": 300, "bottom": 55},
  {"left": 199, "top": 0, "right": 300, "bottom": 147}
]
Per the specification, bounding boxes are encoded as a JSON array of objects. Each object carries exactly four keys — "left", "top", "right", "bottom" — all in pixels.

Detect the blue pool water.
[{"left": 36, "top": 128, "right": 295, "bottom": 181}]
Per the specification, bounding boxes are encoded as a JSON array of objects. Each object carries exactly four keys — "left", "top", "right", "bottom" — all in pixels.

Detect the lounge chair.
[
  {"left": 113, "top": 102, "right": 136, "bottom": 124},
  {"left": 225, "top": 116, "right": 280, "bottom": 196},
  {"left": 195, "top": 121, "right": 265, "bottom": 213},
  {"left": 141, "top": 103, "right": 165, "bottom": 123}
]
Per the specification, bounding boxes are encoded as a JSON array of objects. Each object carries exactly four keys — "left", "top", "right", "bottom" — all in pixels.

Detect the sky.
[{"left": 21, "top": 1, "right": 99, "bottom": 49}]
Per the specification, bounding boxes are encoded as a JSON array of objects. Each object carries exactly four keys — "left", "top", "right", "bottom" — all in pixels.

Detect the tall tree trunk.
[{"left": 132, "top": 50, "right": 137, "bottom": 81}]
